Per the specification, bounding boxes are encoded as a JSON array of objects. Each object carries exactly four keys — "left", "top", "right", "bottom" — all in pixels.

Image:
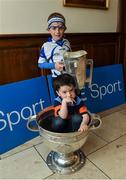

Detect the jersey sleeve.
[
  {"left": 54, "top": 99, "right": 62, "bottom": 117},
  {"left": 38, "top": 45, "right": 55, "bottom": 69},
  {"left": 77, "top": 98, "right": 88, "bottom": 114}
]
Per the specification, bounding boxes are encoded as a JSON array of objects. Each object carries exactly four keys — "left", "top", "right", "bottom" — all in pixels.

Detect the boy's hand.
[
  {"left": 62, "top": 97, "right": 75, "bottom": 105},
  {"left": 78, "top": 124, "right": 88, "bottom": 132},
  {"left": 55, "top": 62, "right": 64, "bottom": 72}
]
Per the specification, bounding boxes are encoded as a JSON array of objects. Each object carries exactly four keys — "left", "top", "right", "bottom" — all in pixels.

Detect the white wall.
[{"left": 0, "top": 0, "right": 118, "bottom": 34}]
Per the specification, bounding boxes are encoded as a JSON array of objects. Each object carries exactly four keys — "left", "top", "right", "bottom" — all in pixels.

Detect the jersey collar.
[{"left": 48, "top": 37, "right": 64, "bottom": 46}]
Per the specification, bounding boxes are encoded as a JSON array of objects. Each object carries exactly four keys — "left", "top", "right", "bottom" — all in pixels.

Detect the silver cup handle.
[
  {"left": 85, "top": 59, "right": 93, "bottom": 86},
  {"left": 89, "top": 113, "right": 102, "bottom": 130},
  {"left": 27, "top": 115, "right": 39, "bottom": 132}
]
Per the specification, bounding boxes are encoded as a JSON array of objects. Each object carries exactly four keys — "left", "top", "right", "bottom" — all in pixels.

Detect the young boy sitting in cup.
[{"left": 52, "top": 73, "right": 91, "bottom": 133}]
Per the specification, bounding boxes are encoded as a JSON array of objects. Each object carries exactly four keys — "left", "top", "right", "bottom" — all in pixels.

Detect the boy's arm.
[
  {"left": 58, "top": 99, "right": 68, "bottom": 119},
  {"left": 38, "top": 60, "right": 64, "bottom": 71},
  {"left": 38, "top": 61, "right": 55, "bottom": 69},
  {"left": 78, "top": 113, "right": 90, "bottom": 132},
  {"left": 54, "top": 97, "right": 74, "bottom": 119},
  {"left": 54, "top": 99, "right": 68, "bottom": 119},
  {"left": 81, "top": 113, "right": 90, "bottom": 125},
  {"left": 78, "top": 98, "right": 91, "bottom": 132},
  {"left": 38, "top": 45, "right": 55, "bottom": 69}
]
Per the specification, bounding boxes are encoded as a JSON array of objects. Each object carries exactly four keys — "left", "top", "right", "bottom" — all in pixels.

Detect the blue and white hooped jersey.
[{"left": 38, "top": 38, "right": 71, "bottom": 77}]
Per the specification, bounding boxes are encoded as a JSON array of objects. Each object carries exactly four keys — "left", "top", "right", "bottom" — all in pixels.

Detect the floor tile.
[
  {"left": 82, "top": 132, "right": 107, "bottom": 155},
  {"left": 88, "top": 135, "right": 126, "bottom": 179},
  {"left": 1, "top": 135, "right": 43, "bottom": 159},
  {"left": 94, "top": 112, "right": 126, "bottom": 142},
  {"left": 0, "top": 147, "right": 52, "bottom": 179},
  {"left": 35, "top": 142, "right": 52, "bottom": 161},
  {"left": 98, "top": 103, "right": 126, "bottom": 118},
  {"left": 119, "top": 103, "right": 126, "bottom": 109},
  {"left": 46, "top": 159, "right": 109, "bottom": 179},
  {"left": 119, "top": 109, "right": 126, "bottom": 115}
]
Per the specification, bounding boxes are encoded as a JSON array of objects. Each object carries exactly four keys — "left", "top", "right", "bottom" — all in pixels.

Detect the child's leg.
[
  {"left": 71, "top": 114, "right": 82, "bottom": 132},
  {"left": 51, "top": 116, "right": 67, "bottom": 133}
]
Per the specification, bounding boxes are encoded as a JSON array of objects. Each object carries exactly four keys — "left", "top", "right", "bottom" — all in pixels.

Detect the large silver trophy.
[
  {"left": 27, "top": 50, "right": 102, "bottom": 174},
  {"left": 63, "top": 50, "right": 93, "bottom": 89}
]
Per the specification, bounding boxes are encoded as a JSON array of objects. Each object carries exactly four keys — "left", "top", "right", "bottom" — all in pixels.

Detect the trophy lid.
[{"left": 63, "top": 50, "right": 87, "bottom": 59}]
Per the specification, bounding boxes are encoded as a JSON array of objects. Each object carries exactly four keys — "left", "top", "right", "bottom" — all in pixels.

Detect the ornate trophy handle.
[
  {"left": 27, "top": 115, "right": 39, "bottom": 132},
  {"left": 85, "top": 59, "right": 93, "bottom": 86},
  {"left": 89, "top": 113, "right": 102, "bottom": 130}
]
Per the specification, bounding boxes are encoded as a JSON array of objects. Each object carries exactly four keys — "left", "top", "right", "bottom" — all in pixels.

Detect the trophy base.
[{"left": 46, "top": 149, "right": 86, "bottom": 174}]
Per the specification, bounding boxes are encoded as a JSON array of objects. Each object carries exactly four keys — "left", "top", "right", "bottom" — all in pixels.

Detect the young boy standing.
[{"left": 38, "top": 12, "right": 71, "bottom": 78}]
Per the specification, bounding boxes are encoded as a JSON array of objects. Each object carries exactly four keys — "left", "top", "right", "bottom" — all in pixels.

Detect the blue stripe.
[
  {"left": 40, "top": 47, "right": 47, "bottom": 59},
  {"left": 50, "top": 46, "right": 58, "bottom": 62}
]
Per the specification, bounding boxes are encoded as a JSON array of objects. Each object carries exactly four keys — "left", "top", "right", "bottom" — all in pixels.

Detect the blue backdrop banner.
[
  {"left": 0, "top": 76, "right": 51, "bottom": 154},
  {"left": 1, "top": 64, "right": 125, "bottom": 154},
  {"left": 47, "top": 64, "right": 125, "bottom": 113},
  {"left": 81, "top": 64, "right": 125, "bottom": 112}
]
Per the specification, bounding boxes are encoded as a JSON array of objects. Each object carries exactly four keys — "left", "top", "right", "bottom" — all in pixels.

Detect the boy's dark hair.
[{"left": 53, "top": 73, "right": 76, "bottom": 92}]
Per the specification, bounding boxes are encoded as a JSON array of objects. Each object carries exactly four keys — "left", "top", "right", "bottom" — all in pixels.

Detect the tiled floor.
[{"left": 0, "top": 103, "right": 126, "bottom": 179}]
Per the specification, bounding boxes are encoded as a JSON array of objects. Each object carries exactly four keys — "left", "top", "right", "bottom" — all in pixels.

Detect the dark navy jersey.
[{"left": 54, "top": 96, "right": 88, "bottom": 117}]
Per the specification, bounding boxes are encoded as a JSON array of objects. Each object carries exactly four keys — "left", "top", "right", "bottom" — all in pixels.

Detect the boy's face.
[
  {"left": 48, "top": 22, "right": 65, "bottom": 41},
  {"left": 57, "top": 85, "right": 76, "bottom": 99}
]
